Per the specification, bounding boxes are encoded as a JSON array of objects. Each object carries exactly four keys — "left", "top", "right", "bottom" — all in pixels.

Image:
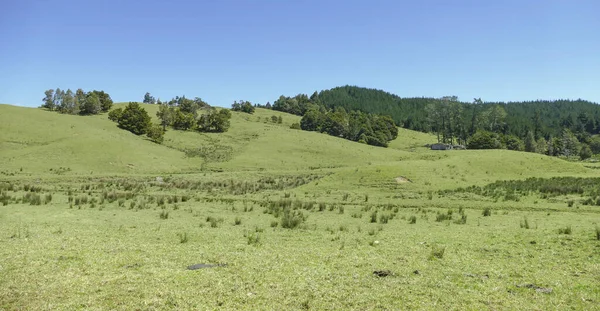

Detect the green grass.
[{"left": 1, "top": 103, "right": 600, "bottom": 310}]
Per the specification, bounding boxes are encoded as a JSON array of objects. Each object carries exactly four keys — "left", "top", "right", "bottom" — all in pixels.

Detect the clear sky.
[{"left": 1, "top": 0, "right": 599, "bottom": 107}]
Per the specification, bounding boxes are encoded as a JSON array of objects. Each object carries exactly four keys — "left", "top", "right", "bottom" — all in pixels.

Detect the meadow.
[{"left": 1, "top": 104, "right": 599, "bottom": 310}]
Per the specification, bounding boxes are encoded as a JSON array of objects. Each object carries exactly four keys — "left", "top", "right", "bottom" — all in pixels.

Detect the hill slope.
[{"left": 1, "top": 103, "right": 594, "bottom": 195}]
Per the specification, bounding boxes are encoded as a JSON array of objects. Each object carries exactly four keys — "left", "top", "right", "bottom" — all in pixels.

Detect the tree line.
[
  {"left": 268, "top": 93, "right": 398, "bottom": 147},
  {"left": 266, "top": 85, "right": 600, "bottom": 158},
  {"left": 42, "top": 88, "right": 113, "bottom": 115}
]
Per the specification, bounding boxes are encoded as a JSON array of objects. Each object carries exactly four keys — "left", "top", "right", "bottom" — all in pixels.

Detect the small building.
[{"left": 431, "top": 143, "right": 453, "bottom": 150}]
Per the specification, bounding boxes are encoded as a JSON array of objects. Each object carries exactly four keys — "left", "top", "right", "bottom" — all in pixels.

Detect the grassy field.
[{"left": 1, "top": 104, "right": 599, "bottom": 310}]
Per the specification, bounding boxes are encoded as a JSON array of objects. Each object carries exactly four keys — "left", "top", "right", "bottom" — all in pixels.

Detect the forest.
[{"left": 267, "top": 86, "right": 600, "bottom": 158}]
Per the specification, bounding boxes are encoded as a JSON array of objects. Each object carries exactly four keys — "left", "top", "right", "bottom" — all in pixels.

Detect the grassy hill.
[
  {"left": 1, "top": 103, "right": 594, "bottom": 198},
  {"left": 2, "top": 103, "right": 600, "bottom": 310}
]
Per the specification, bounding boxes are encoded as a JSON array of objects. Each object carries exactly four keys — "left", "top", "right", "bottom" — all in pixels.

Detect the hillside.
[{"left": 1, "top": 103, "right": 595, "bottom": 197}]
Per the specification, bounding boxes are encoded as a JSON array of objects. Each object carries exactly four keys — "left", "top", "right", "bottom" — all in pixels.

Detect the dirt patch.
[{"left": 395, "top": 176, "right": 412, "bottom": 183}]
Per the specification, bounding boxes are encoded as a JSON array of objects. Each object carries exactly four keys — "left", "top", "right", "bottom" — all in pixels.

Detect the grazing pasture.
[{"left": 1, "top": 104, "right": 599, "bottom": 310}]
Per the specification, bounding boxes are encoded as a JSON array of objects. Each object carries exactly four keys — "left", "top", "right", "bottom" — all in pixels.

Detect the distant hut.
[{"left": 431, "top": 143, "right": 453, "bottom": 150}]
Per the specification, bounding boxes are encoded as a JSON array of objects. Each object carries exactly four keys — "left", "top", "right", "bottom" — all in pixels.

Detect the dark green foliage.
[
  {"left": 172, "top": 109, "right": 196, "bottom": 130},
  {"left": 160, "top": 211, "right": 169, "bottom": 219},
  {"left": 408, "top": 215, "right": 417, "bottom": 224},
  {"left": 108, "top": 108, "right": 123, "bottom": 122},
  {"left": 79, "top": 92, "right": 102, "bottom": 115},
  {"left": 234, "top": 217, "right": 242, "bottom": 225},
  {"left": 112, "top": 102, "right": 152, "bottom": 135},
  {"left": 290, "top": 122, "right": 301, "bottom": 129},
  {"left": 92, "top": 90, "right": 113, "bottom": 112},
  {"left": 143, "top": 92, "right": 156, "bottom": 104},
  {"left": 503, "top": 135, "right": 525, "bottom": 151},
  {"left": 43, "top": 88, "right": 112, "bottom": 115},
  {"left": 156, "top": 103, "right": 174, "bottom": 130},
  {"left": 467, "top": 131, "right": 503, "bottom": 149},
  {"left": 197, "top": 109, "right": 231, "bottom": 133},
  {"left": 146, "top": 123, "right": 165, "bottom": 144},
  {"left": 231, "top": 100, "right": 255, "bottom": 114},
  {"left": 300, "top": 107, "right": 398, "bottom": 147},
  {"left": 482, "top": 208, "right": 492, "bottom": 217},
  {"left": 579, "top": 144, "right": 592, "bottom": 160}
]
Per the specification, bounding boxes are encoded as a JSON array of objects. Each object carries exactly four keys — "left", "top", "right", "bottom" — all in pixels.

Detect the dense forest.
[{"left": 267, "top": 85, "right": 600, "bottom": 157}]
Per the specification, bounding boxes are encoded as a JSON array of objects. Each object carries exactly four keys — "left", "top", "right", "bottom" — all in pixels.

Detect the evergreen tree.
[{"left": 42, "top": 89, "right": 55, "bottom": 110}]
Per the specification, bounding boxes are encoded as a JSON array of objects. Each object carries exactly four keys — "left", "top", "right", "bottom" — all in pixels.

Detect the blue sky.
[{"left": 1, "top": 0, "right": 599, "bottom": 107}]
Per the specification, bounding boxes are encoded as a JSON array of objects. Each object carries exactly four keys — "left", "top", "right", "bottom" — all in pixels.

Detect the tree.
[
  {"left": 231, "top": 100, "right": 255, "bottom": 114},
  {"left": 108, "top": 108, "right": 124, "bottom": 122},
  {"left": 92, "top": 90, "right": 113, "bottom": 112},
  {"left": 156, "top": 103, "right": 174, "bottom": 130},
  {"left": 536, "top": 137, "right": 548, "bottom": 155},
  {"left": 146, "top": 123, "right": 164, "bottom": 144},
  {"left": 524, "top": 131, "right": 536, "bottom": 153},
  {"left": 53, "top": 88, "right": 64, "bottom": 111},
  {"left": 143, "top": 92, "right": 156, "bottom": 104},
  {"left": 115, "top": 102, "right": 152, "bottom": 135},
  {"left": 198, "top": 109, "right": 231, "bottom": 133},
  {"left": 503, "top": 135, "right": 525, "bottom": 151},
  {"left": 172, "top": 109, "right": 196, "bottom": 131},
  {"left": 589, "top": 135, "right": 600, "bottom": 154},
  {"left": 59, "top": 89, "right": 76, "bottom": 114},
  {"left": 42, "top": 89, "right": 55, "bottom": 110},
  {"left": 75, "top": 89, "right": 87, "bottom": 112},
  {"left": 467, "top": 131, "right": 502, "bottom": 149},
  {"left": 580, "top": 144, "right": 592, "bottom": 160},
  {"left": 561, "top": 129, "right": 580, "bottom": 157},
  {"left": 79, "top": 92, "right": 101, "bottom": 115}
]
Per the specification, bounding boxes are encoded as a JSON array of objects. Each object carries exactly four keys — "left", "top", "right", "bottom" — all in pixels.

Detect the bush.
[
  {"left": 280, "top": 209, "right": 306, "bottom": 229},
  {"left": 113, "top": 102, "right": 152, "bottom": 135},
  {"left": 558, "top": 226, "right": 572, "bottom": 235},
  {"left": 408, "top": 215, "right": 417, "bottom": 224},
  {"left": 146, "top": 123, "right": 165, "bottom": 144},
  {"left": 160, "top": 211, "right": 169, "bottom": 219},
  {"left": 520, "top": 217, "right": 530, "bottom": 229},
  {"left": 467, "top": 131, "right": 502, "bottom": 149},
  {"left": 290, "top": 123, "right": 301, "bottom": 130},
  {"left": 482, "top": 208, "right": 492, "bottom": 217},
  {"left": 595, "top": 226, "right": 600, "bottom": 240},
  {"left": 429, "top": 245, "right": 446, "bottom": 260},
  {"left": 231, "top": 100, "right": 255, "bottom": 114}
]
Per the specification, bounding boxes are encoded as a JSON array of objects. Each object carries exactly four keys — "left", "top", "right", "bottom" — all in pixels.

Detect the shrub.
[
  {"left": 520, "top": 217, "right": 530, "bottom": 229},
  {"left": 281, "top": 209, "right": 306, "bottom": 229},
  {"left": 178, "top": 232, "right": 189, "bottom": 243},
  {"left": 467, "top": 131, "right": 502, "bottom": 149},
  {"left": 234, "top": 217, "right": 242, "bottom": 225},
  {"left": 114, "top": 102, "right": 152, "bottom": 135},
  {"left": 159, "top": 211, "right": 169, "bottom": 219},
  {"left": 44, "top": 194, "right": 53, "bottom": 204},
  {"left": 595, "top": 226, "right": 600, "bottom": 240},
  {"left": 146, "top": 123, "right": 165, "bottom": 144},
  {"left": 379, "top": 214, "right": 389, "bottom": 224},
  {"left": 270, "top": 220, "right": 278, "bottom": 228},
  {"left": 370, "top": 211, "right": 378, "bottom": 223},
  {"left": 454, "top": 214, "right": 467, "bottom": 224},
  {"left": 435, "top": 212, "right": 451, "bottom": 222},
  {"left": 408, "top": 215, "right": 417, "bottom": 224},
  {"left": 246, "top": 232, "right": 260, "bottom": 245},
  {"left": 482, "top": 208, "right": 492, "bottom": 217},
  {"left": 429, "top": 245, "right": 446, "bottom": 260},
  {"left": 290, "top": 123, "right": 301, "bottom": 130},
  {"left": 558, "top": 226, "right": 572, "bottom": 235}
]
